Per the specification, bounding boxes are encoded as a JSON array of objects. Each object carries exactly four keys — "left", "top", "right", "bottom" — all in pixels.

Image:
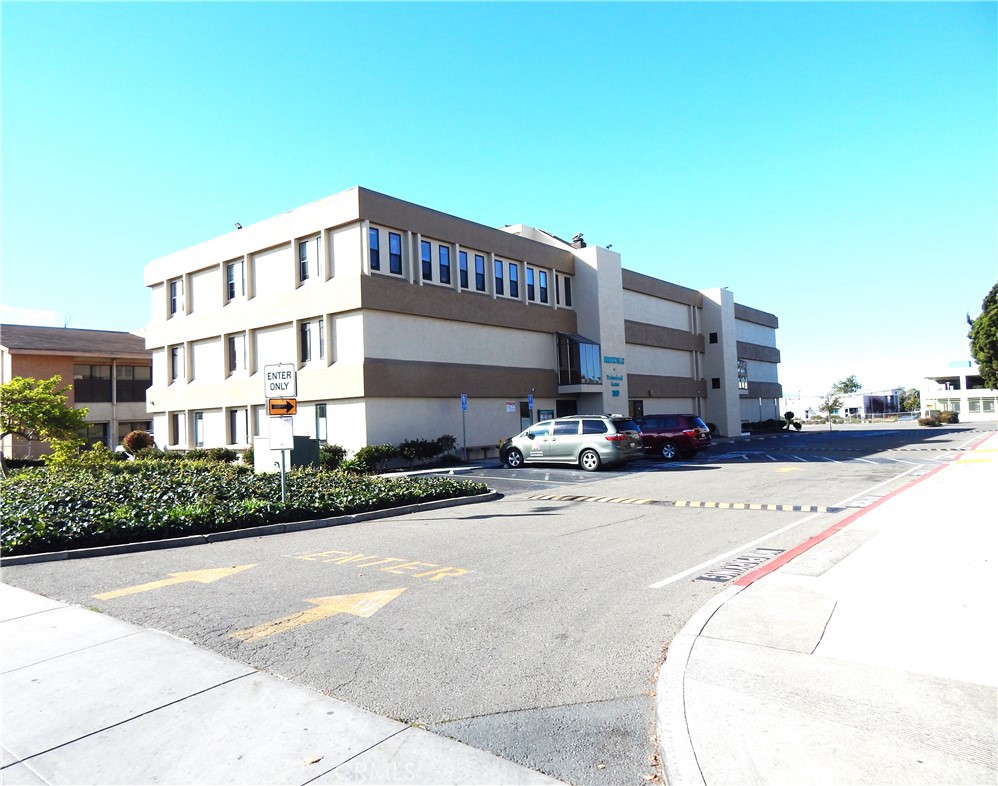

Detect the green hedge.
[{"left": 0, "top": 461, "right": 488, "bottom": 556}]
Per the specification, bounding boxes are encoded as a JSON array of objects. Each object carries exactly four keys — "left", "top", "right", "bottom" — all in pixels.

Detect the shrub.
[
  {"left": 353, "top": 444, "right": 398, "bottom": 473},
  {"left": 0, "top": 461, "right": 488, "bottom": 556},
  {"left": 319, "top": 444, "right": 347, "bottom": 470},
  {"left": 122, "top": 430, "right": 154, "bottom": 455},
  {"left": 337, "top": 456, "right": 368, "bottom": 474},
  {"left": 435, "top": 434, "right": 458, "bottom": 454},
  {"left": 398, "top": 438, "right": 438, "bottom": 465},
  {"left": 938, "top": 410, "right": 960, "bottom": 424},
  {"left": 918, "top": 416, "right": 941, "bottom": 426},
  {"left": 242, "top": 446, "right": 254, "bottom": 466}
]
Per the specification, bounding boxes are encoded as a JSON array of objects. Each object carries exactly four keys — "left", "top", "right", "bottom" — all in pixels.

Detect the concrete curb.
[
  {"left": 656, "top": 585, "right": 744, "bottom": 786},
  {"left": 0, "top": 490, "right": 501, "bottom": 567}
]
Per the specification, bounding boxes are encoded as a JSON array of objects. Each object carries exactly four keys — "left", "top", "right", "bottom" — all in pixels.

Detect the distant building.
[
  {"left": 780, "top": 388, "right": 904, "bottom": 421},
  {"left": 142, "top": 187, "right": 782, "bottom": 455},
  {"left": 0, "top": 324, "right": 153, "bottom": 458},
  {"left": 921, "top": 361, "right": 996, "bottom": 422}
]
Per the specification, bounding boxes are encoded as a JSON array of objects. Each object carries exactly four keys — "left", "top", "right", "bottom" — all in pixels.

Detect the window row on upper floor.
[
  {"left": 367, "top": 224, "right": 573, "bottom": 308},
  {"left": 156, "top": 223, "right": 575, "bottom": 323},
  {"left": 72, "top": 364, "right": 152, "bottom": 403}
]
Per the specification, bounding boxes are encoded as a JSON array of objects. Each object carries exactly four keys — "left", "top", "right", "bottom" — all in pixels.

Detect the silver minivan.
[{"left": 501, "top": 415, "right": 644, "bottom": 471}]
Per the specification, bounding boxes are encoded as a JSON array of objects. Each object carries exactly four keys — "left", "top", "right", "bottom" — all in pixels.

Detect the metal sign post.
[{"left": 460, "top": 393, "right": 468, "bottom": 461}]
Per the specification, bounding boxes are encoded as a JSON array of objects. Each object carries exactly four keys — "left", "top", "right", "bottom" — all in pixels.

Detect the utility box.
[{"left": 253, "top": 436, "right": 320, "bottom": 473}]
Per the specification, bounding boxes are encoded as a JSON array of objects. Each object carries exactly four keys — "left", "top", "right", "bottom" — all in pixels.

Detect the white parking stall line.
[
  {"left": 884, "top": 457, "right": 920, "bottom": 465},
  {"left": 765, "top": 454, "right": 778, "bottom": 461},
  {"left": 852, "top": 458, "right": 877, "bottom": 464}
]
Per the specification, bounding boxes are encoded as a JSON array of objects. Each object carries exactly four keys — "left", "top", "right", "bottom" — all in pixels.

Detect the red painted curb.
[{"left": 733, "top": 462, "right": 949, "bottom": 587}]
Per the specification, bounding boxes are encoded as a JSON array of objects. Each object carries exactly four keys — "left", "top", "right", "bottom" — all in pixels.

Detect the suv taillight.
[
  {"left": 682, "top": 429, "right": 697, "bottom": 438},
  {"left": 605, "top": 433, "right": 627, "bottom": 441}
]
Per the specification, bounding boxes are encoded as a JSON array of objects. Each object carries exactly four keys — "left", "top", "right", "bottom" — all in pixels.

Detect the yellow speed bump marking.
[
  {"left": 776, "top": 467, "right": 804, "bottom": 472},
  {"left": 526, "top": 493, "right": 654, "bottom": 505},
  {"left": 94, "top": 564, "right": 257, "bottom": 601},
  {"left": 232, "top": 588, "right": 406, "bottom": 643},
  {"left": 955, "top": 458, "right": 992, "bottom": 463}
]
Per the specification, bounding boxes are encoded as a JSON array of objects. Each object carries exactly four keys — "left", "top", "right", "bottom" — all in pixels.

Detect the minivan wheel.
[
  {"left": 579, "top": 449, "right": 601, "bottom": 472},
  {"left": 505, "top": 448, "right": 524, "bottom": 468},
  {"left": 660, "top": 441, "right": 679, "bottom": 460}
]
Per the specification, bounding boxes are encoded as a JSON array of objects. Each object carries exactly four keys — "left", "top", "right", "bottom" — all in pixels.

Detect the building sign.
[
  {"left": 505, "top": 401, "right": 517, "bottom": 413},
  {"left": 264, "top": 363, "right": 297, "bottom": 398}
]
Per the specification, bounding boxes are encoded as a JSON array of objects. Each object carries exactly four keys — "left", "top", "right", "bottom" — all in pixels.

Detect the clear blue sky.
[{"left": 3, "top": 1, "right": 995, "bottom": 396}]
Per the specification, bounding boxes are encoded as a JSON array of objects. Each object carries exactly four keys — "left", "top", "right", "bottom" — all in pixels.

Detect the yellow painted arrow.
[
  {"left": 232, "top": 587, "right": 407, "bottom": 644},
  {"left": 94, "top": 564, "right": 257, "bottom": 601},
  {"left": 776, "top": 467, "right": 804, "bottom": 472}
]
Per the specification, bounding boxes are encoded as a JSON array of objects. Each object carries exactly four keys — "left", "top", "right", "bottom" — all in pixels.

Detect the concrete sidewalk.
[
  {"left": 0, "top": 585, "right": 562, "bottom": 785},
  {"left": 658, "top": 432, "right": 998, "bottom": 785}
]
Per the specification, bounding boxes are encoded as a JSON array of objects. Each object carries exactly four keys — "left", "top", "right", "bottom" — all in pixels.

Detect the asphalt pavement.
[{"left": 2, "top": 427, "right": 996, "bottom": 785}]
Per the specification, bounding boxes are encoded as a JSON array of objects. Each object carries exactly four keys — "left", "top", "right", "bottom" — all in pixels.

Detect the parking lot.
[{"left": 3, "top": 424, "right": 991, "bottom": 785}]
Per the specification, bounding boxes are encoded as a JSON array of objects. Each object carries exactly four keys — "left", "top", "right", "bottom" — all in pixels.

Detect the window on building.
[
  {"left": 170, "top": 413, "right": 182, "bottom": 445},
  {"left": 73, "top": 364, "right": 112, "bottom": 402},
  {"left": 227, "top": 334, "right": 245, "bottom": 374},
  {"left": 389, "top": 232, "right": 402, "bottom": 275},
  {"left": 563, "top": 276, "right": 573, "bottom": 307},
  {"left": 712, "top": 378, "right": 721, "bottom": 389},
  {"left": 495, "top": 259, "right": 504, "bottom": 295},
  {"left": 539, "top": 271, "right": 548, "bottom": 304},
  {"left": 226, "top": 261, "right": 244, "bottom": 301},
  {"left": 527, "top": 268, "right": 536, "bottom": 301},
  {"left": 475, "top": 254, "right": 486, "bottom": 292},
  {"left": 300, "top": 319, "right": 324, "bottom": 363},
  {"left": 557, "top": 333, "right": 601, "bottom": 385},
  {"left": 169, "top": 279, "right": 183, "bottom": 316},
  {"left": 421, "top": 240, "right": 432, "bottom": 281},
  {"left": 300, "top": 322, "right": 312, "bottom": 363},
  {"left": 509, "top": 263, "right": 519, "bottom": 298},
  {"left": 316, "top": 403, "right": 328, "bottom": 443},
  {"left": 369, "top": 228, "right": 380, "bottom": 271},
  {"left": 439, "top": 246, "right": 451, "bottom": 285},
  {"left": 737, "top": 360, "right": 749, "bottom": 391},
  {"left": 298, "top": 241, "right": 310, "bottom": 282},
  {"left": 229, "top": 408, "right": 248, "bottom": 445},
  {"left": 193, "top": 411, "right": 205, "bottom": 447},
  {"left": 459, "top": 251, "right": 469, "bottom": 289},
  {"left": 81, "top": 422, "right": 109, "bottom": 449},
  {"left": 169, "top": 346, "right": 184, "bottom": 384},
  {"left": 115, "top": 365, "right": 151, "bottom": 402},
  {"left": 709, "top": 332, "right": 718, "bottom": 344}
]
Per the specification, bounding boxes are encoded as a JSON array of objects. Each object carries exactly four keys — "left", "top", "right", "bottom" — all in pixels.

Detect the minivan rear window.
[
  {"left": 612, "top": 419, "right": 640, "bottom": 433},
  {"left": 582, "top": 419, "right": 608, "bottom": 434}
]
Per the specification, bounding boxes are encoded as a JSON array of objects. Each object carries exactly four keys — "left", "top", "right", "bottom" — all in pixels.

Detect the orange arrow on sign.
[
  {"left": 268, "top": 398, "right": 297, "bottom": 416},
  {"left": 94, "top": 564, "right": 257, "bottom": 601},
  {"left": 232, "top": 587, "right": 407, "bottom": 643}
]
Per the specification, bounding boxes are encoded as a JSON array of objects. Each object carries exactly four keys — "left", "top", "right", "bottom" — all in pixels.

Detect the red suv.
[{"left": 634, "top": 414, "right": 712, "bottom": 459}]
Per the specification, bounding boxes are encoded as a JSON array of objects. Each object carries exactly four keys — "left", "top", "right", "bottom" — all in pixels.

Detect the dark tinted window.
[
  {"left": 612, "top": 418, "right": 640, "bottom": 433},
  {"left": 692, "top": 417, "right": 709, "bottom": 430},
  {"left": 554, "top": 420, "right": 580, "bottom": 435},
  {"left": 582, "top": 419, "right": 608, "bottom": 434}
]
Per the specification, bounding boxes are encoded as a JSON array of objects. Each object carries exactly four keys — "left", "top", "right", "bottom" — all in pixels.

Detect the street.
[{"left": 2, "top": 423, "right": 990, "bottom": 785}]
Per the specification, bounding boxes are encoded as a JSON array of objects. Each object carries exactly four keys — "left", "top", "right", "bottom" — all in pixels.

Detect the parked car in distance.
[
  {"left": 501, "top": 415, "right": 643, "bottom": 471},
  {"left": 634, "top": 414, "right": 712, "bottom": 459}
]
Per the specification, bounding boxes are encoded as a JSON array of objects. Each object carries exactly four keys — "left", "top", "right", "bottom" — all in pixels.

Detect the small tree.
[
  {"left": 901, "top": 388, "right": 921, "bottom": 413},
  {"left": 968, "top": 281, "right": 998, "bottom": 389},
  {"left": 818, "top": 394, "right": 843, "bottom": 431},
  {"left": 0, "top": 376, "right": 88, "bottom": 477},
  {"left": 832, "top": 375, "right": 862, "bottom": 395}
]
